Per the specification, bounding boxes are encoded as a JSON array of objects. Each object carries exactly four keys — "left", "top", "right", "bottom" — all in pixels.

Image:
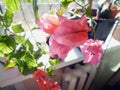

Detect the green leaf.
[
  {"left": 0, "top": 14, "right": 3, "bottom": 28},
  {"left": 32, "top": 0, "right": 39, "bottom": 19},
  {"left": 34, "top": 49, "right": 42, "bottom": 60},
  {"left": 11, "top": 44, "right": 26, "bottom": 59},
  {"left": 49, "top": 59, "right": 59, "bottom": 66},
  {"left": 4, "top": 9, "right": 13, "bottom": 27},
  {"left": 17, "top": 52, "right": 38, "bottom": 75},
  {"left": 4, "top": 0, "right": 20, "bottom": 13},
  {"left": 15, "top": 35, "right": 25, "bottom": 43},
  {"left": 5, "top": 35, "right": 16, "bottom": 48},
  {"left": 0, "top": 42, "right": 12, "bottom": 56},
  {"left": 12, "top": 24, "right": 24, "bottom": 33},
  {"left": 0, "top": 50, "right": 4, "bottom": 57},
  {"left": 47, "top": 67, "right": 55, "bottom": 73},
  {"left": 46, "top": 67, "right": 55, "bottom": 76},
  {"left": 24, "top": 0, "right": 32, "bottom": 3},
  {"left": 22, "top": 67, "right": 37, "bottom": 75},
  {"left": 0, "top": 35, "right": 16, "bottom": 55},
  {"left": 50, "top": 10, "right": 55, "bottom": 15},
  {"left": 24, "top": 39, "right": 33, "bottom": 53},
  {"left": 23, "top": 52, "right": 37, "bottom": 67},
  {"left": 4, "top": 53, "right": 13, "bottom": 61},
  {"left": 85, "top": 7, "right": 92, "bottom": 18},
  {"left": 38, "top": 62, "right": 44, "bottom": 67},
  {"left": 0, "top": 22, "right": 3, "bottom": 28},
  {"left": 17, "top": 60, "right": 37, "bottom": 75},
  {"left": 4, "top": 60, "right": 16, "bottom": 69},
  {"left": 36, "top": 42, "right": 42, "bottom": 47},
  {"left": 60, "top": 0, "right": 74, "bottom": 8},
  {"left": 41, "top": 50, "right": 48, "bottom": 54}
]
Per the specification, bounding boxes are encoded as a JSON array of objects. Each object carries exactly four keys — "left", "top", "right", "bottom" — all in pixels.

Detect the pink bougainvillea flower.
[
  {"left": 37, "top": 14, "right": 91, "bottom": 60},
  {"left": 32, "top": 67, "right": 46, "bottom": 79},
  {"left": 37, "top": 79, "right": 49, "bottom": 90},
  {"left": 53, "top": 16, "right": 91, "bottom": 47},
  {"left": 80, "top": 39, "right": 104, "bottom": 65},
  {"left": 55, "top": 15, "right": 91, "bottom": 36},
  {"left": 49, "top": 35, "right": 72, "bottom": 60},
  {"left": 36, "top": 14, "right": 60, "bottom": 34},
  {"left": 49, "top": 16, "right": 91, "bottom": 60},
  {"left": 50, "top": 81, "right": 62, "bottom": 90},
  {"left": 55, "top": 32, "right": 88, "bottom": 48},
  {"left": 32, "top": 67, "right": 62, "bottom": 90}
]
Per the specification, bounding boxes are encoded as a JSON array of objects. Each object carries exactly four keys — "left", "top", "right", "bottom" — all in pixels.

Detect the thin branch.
[
  {"left": 19, "top": 1, "right": 40, "bottom": 45},
  {"left": 19, "top": 1, "right": 31, "bottom": 30},
  {"left": 89, "top": 0, "right": 93, "bottom": 9},
  {"left": 75, "top": 0, "right": 87, "bottom": 10}
]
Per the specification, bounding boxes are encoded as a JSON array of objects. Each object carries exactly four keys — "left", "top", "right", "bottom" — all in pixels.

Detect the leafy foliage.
[
  {"left": 60, "top": 0, "right": 75, "bottom": 8},
  {"left": 0, "top": 0, "right": 45, "bottom": 75},
  {"left": 32, "top": 0, "right": 39, "bottom": 19},
  {"left": 4, "top": 0, "right": 20, "bottom": 13},
  {"left": 0, "top": 35, "right": 16, "bottom": 55},
  {"left": 12, "top": 24, "right": 24, "bottom": 33},
  {"left": 0, "top": 0, "right": 94, "bottom": 76},
  {"left": 4, "top": 9, "right": 13, "bottom": 27},
  {"left": 49, "top": 59, "right": 59, "bottom": 66},
  {"left": 85, "top": 7, "right": 92, "bottom": 18}
]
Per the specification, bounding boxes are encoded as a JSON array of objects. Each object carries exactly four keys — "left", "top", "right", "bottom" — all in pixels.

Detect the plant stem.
[
  {"left": 19, "top": 0, "right": 41, "bottom": 48},
  {"left": 75, "top": 0, "right": 87, "bottom": 10},
  {"left": 89, "top": 0, "right": 93, "bottom": 9},
  {"left": 91, "top": 19, "right": 96, "bottom": 39}
]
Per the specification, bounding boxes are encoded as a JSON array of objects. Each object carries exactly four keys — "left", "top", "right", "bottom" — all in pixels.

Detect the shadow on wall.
[
  {"left": 92, "top": 17, "right": 120, "bottom": 90},
  {"left": 93, "top": 45, "right": 120, "bottom": 90}
]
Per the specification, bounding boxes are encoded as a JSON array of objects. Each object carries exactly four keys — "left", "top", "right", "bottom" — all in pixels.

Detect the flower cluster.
[
  {"left": 36, "top": 13, "right": 104, "bottom": 65},
  {"left": 37, "top": 14, "right": 91, "bottom": 60},
  {"left": 80, "top": 39, "right": 104, "bottom": 65},
  {"left": 35, "top": 10, "right": 104, "bottom": 90},
  {"left": 33, "top": 67, "right": 61, "bottom": 90}
]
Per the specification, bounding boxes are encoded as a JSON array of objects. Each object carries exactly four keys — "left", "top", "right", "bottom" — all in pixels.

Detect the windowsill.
[{"left": 0, "top": 47, "right": 83, "bottom": 87}]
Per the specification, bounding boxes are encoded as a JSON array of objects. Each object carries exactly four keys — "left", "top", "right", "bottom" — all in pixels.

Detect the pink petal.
[
  {"left": 55, "top": 32, "right": 88, "bottom": 47},
  {"left": 48, "top": 16, "right": 91, "bottom": 60},
  {"left": 45, "top": 14, "right": 60, "bottom": 26},
  {"left": 80, "top": 39, "right": 104, "bottom": 65},
  {"left": 58, "top": 15, "right": 68, "bottom": 23},
  {"left": 54, "top": 16, "right": 91, "bottom": 36},
  {"left": 78, "top": 16, "right": 91, "bottom": 31},
  {"left": 36, "top": 14, "right": 59, "bottom": 34},
  {"left": 49, "top": 36, "right": 72, "bottom": 60}
]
